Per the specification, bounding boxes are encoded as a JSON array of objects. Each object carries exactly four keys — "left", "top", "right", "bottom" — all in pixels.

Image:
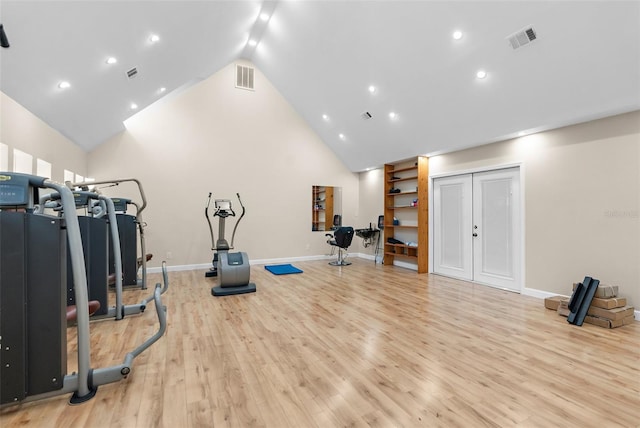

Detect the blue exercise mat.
[{"left": 265, "top": 264, "right": 303, "bottom": 275}]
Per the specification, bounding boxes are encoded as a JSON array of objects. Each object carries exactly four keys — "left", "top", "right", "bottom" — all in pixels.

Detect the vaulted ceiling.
[{"left": 1, "top": 1, "right": 639, "bottom": 171}]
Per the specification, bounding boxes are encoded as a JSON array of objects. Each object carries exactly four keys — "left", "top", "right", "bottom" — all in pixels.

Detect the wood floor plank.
[{"left": 2, "top": 259, "right": 639, "bottom": 427}]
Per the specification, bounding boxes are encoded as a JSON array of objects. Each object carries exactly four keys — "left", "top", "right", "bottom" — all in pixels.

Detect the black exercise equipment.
[
  {"left": 326, "top": 226, "right": 355, "bottom": 266},
  {"left": 38, "top": 190, "right": 148, "bottom": 321},
  {"left": 0, "top": 172, "right": 168, "bottom": 406},
  {"left": 67, "top": 178, "right": 150, "bottom": 290},
  {"left": 567, "top": 276, "right": 600, "bottom": 326},
  {"left": 204, "top": 193, "right": 256, "bottom": 296}
]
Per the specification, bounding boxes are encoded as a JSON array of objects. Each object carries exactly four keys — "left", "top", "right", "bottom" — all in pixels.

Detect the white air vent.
[
  {"left": 361, "top": 111, "right": 372, "bottom": 120},
  {"left": 235, "top": 64, "right": 254, "bottom": 90},
  {"left": 507, "top": 26, "right": 537, "bottom": 50},
  {"left": 126, "top": 67, "right": 138, "bottom": 79}
]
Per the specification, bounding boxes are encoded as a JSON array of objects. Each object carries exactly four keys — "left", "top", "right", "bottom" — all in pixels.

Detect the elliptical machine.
[{"left": 205, "top": 192, "right": 256, "bottom": 296}]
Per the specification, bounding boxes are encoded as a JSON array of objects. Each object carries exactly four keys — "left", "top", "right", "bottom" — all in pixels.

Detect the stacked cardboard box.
[
  {"left": 544, "top": 295, "right": 565, "bottom": 311},
  {"left": 544, "top": 283, "right": 636, "bottom": 329}
]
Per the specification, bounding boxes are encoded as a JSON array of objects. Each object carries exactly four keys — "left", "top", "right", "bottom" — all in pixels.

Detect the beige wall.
[
  {"left": 407, "top": 111, "right": 639, "bottom": 306},
  {"left": 88, "top": 61, "right": 359, "bottom": 267},
  {"left": 0, "top": 92, "right": 87, "bottom": 181},
  {"left": 5, "top": 70, "right": 638, "bottom": 308},
  {"left": 355, "top": 168, "right": 385, "bottom": 258}
]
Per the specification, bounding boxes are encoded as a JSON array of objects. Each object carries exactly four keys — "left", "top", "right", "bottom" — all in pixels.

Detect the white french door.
[
  {"left": 433, "top": 167, "right": 521, "bottom": 292},
  {"left": 433, "top": 174, "right": 473, "bottom": 280}
]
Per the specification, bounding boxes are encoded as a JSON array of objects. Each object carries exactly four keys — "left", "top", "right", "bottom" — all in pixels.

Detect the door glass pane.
[
  {"left": 481, "top": 179, "right": 512, "bottom": 276},
  {"left": 441, "top": 183, "right": 464, "bottom": 268}
]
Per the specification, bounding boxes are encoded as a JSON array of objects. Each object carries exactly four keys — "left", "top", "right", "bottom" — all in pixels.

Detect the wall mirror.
[{"left": 312, "top": 185, "right": 342, "bottom": 231}]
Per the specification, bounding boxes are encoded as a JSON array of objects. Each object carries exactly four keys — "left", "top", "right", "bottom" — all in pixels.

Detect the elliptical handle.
[
  {"left": 230, "top": 193, "right": 246, "bottom": 249},
  {"left": 205, "top": 192, "right": 215, "bottom": 251}
]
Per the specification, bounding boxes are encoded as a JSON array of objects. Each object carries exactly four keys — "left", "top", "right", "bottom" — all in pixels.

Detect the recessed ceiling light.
[
  {"left": 106, "top": 57, "right": 117, "bottom": 65},
  {"left": 453, "top": 30, "right": 463, "bottom": 40},
  {"left": 259, "top": 13, "right": 270, "bottom": 22},
  {"left": 159, "top": 87, "right": 166, "bottom": 93},
  {"left": 58, "top": 81, "right": 71, "bottom": 89},
  {"left": 149, "top": 34, "right": 160, "bottom": 43},
  {"left": 338, "top": 133, "right": 346, "bottom": 140},
  {"left": 389, "top": 112, "right": 397, "bottom": 120},
  {"left": 130, "top": 103, "right": 138, "bottom": 110},
  {"left": 518, "top": 131, "right": 525, "bottom": 137},
  {"left": 248, "top": 39, "right": 257, "bottom": 47},
  {"left": 368, "top": 85, "right": 376, "bottom": 93},
  {"left": 322, "top": 114, "right": 329, "bottom": 121},
  {"left": 476, "top": 70, "right": 487, "bottom": 79}
]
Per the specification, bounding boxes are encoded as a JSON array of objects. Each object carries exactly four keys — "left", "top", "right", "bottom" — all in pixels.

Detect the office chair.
[{"left": 326, "top": 226, "right": 355, "bottom": 266}]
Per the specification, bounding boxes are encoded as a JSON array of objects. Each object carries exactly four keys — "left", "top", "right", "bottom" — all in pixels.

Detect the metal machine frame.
[
  {"left": 67, "top": 178, "right": 149, "bottom": 289},
  {"left": 38, "top": 190, "right": 152, "bottom": 320},
  {"left": 0, "top": 172, "right": 167, "bottom": 406}
]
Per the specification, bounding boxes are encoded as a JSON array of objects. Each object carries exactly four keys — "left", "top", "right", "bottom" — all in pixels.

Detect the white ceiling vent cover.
[
  {"left": 507, "top": 26, "right": 537, "bottom": 50},
  {"left": 126, "top": 67, "right": 138, "bottom": 79},
  {"left": 235, "top": 64, "right": 254, "bottom": 90}
]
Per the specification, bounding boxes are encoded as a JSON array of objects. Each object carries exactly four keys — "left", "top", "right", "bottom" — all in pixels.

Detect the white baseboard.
[
  {"left": 146, "top": 263, "right": 209, "bottom": 273},
  {"left": 521, "top": 287, "right": 569, "bottom": 300},
  {"left": 355, "top": 252, "right": 375, "bottom": 261}
]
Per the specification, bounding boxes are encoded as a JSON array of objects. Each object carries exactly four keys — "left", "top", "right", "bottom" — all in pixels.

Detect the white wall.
[
  {"left": 357, "top": 111, "right": 640, "bottom": 307},
  {"left": 88, "top": 61, "right": 359, "bottom": 267},
  {"left": 0, "top": 92, "right": 87, "bottom": 181}
]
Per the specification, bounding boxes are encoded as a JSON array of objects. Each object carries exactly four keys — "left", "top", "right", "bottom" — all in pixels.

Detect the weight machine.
[{"left": 0, "top": 172, "right": 167, "bottom": 406}]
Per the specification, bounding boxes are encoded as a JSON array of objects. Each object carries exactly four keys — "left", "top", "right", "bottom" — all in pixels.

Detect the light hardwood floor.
[{"left": 1, "top": 259, "right": 639, "bottom": 427}]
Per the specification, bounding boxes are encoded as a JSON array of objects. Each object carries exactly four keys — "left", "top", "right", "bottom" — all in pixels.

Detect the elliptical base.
[
  {"left": 69, "top": 387, "right": 98, "bottom": 405},
  {"left": 212, "top": 283, "right": 256, "bottom": 297},
  {"left": 329, "top": 260, "right": 352, "bottom": 266}
]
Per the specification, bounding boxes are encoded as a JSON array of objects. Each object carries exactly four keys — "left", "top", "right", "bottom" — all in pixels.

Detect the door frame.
[{"left": 428, "top": 162, "right": 525, "bottom": 292}]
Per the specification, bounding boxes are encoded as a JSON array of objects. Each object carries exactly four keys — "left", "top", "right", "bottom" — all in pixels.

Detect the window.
[
  {"left": 0, "top": 143, "right": 8, "bottom": 171},
  {"left": 36, "top": 158, "right": 52, "bottom": 179},
  {"left": 63, "top": 169, "right": 75, "bottom": 183},
  {"left": 13, "top": 149, "right": 33, "bottom": 174}
]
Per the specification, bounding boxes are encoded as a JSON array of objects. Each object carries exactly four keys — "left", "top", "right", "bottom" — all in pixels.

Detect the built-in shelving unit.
[
  {"left": 383, "top": 156, "right": 428, "bottom": 273},
  {"left": 312, "top": 185, "right": 334, "bottom": 231}
]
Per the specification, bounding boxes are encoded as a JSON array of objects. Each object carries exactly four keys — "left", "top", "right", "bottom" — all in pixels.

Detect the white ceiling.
[{"left": 1, "top": 1, "right": 639, "bottom": 172}]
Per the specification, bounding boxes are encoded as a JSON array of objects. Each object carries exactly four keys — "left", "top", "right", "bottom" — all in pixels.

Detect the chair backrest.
[
  {"left": 332, "top": 214, "right": 342, "bottom": 228},
  {"left": 334, "top": 226, "right": 354, "bottom": 249}
]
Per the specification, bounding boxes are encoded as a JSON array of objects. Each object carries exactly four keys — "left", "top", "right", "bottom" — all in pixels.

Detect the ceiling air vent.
[
  {"left": 507, "top": 26, "right": 537, "bottom": 50},
  {"left": 126, "top": 67, "right": 138, "bottom": 79},
  {"left": 361, "top": 111, "right": 373, "bottom": 120},
  {"left": 235, "top": 64, "right": 254, "bottom": 90}
]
